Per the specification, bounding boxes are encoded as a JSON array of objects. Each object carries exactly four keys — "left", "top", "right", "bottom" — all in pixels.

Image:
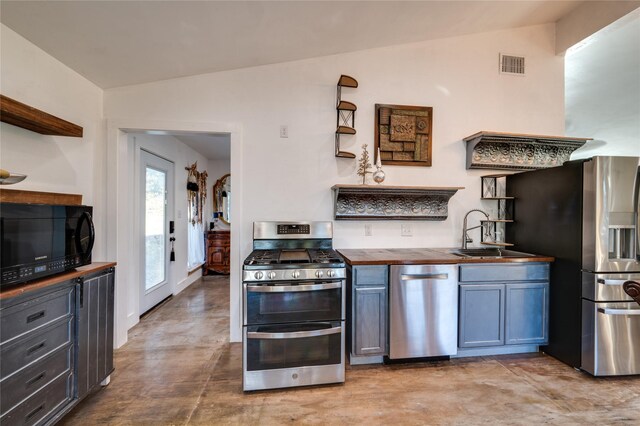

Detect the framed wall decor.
[{"left": 374, "top": 104, "right": 433, "bottom": 167}]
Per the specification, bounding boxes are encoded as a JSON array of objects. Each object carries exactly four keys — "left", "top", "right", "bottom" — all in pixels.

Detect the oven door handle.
[
  {"left": 597, "top": 308, "right": 640, "bottom": 316},
  {"left": 246, "top": 326, "right": 342, "bottom": 340},
  {"left": 245, "top": 282, "right": 342, "bottom": 293}
]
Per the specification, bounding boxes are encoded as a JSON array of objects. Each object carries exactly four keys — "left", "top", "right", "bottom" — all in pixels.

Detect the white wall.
[
  {"left": 0, "top": 24, "right": 106, "bottom": 258},
  {"left": 566, "top": 10, "right": 640, "bottom": 159},
  {"left": 105, "top": 24, "right": 566, "bottom": 341}
]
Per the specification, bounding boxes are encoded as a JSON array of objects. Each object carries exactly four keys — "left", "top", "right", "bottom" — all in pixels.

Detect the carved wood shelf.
[
  {"left": 331, "top": 184, "right": 463, "bottom": 221},
  {"left": 464, "top": 131, "right": 590, "bottom": 170},
  {"left": 0, "top": 95, "right": 83, "bottom": 137}
]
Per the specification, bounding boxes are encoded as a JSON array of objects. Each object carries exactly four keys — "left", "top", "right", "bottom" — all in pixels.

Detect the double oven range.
[{"left": 242, "top": 222, "right": 346, "bottom": 391}]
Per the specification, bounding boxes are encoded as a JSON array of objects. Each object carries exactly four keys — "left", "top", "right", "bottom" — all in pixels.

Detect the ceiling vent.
[{"left": 499, "top": 53, "right": 525, "bottom": 76}]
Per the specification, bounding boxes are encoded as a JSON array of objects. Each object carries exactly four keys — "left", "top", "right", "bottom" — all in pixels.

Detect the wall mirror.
[{"left": 213, "top": 174, "right": 231, "bottom": 225}]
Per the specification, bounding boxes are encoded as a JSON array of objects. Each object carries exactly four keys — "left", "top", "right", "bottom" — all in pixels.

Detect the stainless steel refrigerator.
[{"left": 506, "top": 156, "right": 640, "bottom": 376}]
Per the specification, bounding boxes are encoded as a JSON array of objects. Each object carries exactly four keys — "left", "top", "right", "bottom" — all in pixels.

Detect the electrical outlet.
[
  {"left": 280, "top": 125, "right": 289, "bottom": 138},
  {"left": 364, "top": 224, "right": 373, "bottom": 236},
  {"left": 401, "top": 224, "right": 412, "bottom": 237}
]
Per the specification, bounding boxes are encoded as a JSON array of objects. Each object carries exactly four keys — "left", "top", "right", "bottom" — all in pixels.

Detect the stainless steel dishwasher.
[{"left": 389, "top": 264, "right": 458, "bottom": 359}]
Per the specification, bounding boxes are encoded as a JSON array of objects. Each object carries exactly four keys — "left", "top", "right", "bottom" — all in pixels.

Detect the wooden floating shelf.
[
  {"left": 464, "top": 131, "right": 590, "bottom": 170},
  {"left": 481, "top": 241, "right": 515, "bottom": 247},
  {"left": 0, "top": 188, "right": 83, "bottom": 205},
  {"left": 331, "top": 184, "right": 464, "bottom": 221},
  {"left": 481, "top": 196, "right": 515, "bottom": 200},
  {"left": 481, "top": 219, "right": 514, "bottom": 223},
  {"left": 0, "top": 94, "right": 83, "bottom": 137}
]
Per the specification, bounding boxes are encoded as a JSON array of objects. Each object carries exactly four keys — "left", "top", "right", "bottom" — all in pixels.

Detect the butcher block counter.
[
  {"left": 0, "top": 262, "right": 116, "bottom": 300},
  {"left": 337, "top": 248, "right": 554, "bottom": 265}
]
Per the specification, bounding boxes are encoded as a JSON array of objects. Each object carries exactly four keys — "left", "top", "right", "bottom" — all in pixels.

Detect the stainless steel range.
[{"left": 242, "top": 221, "right": 346, "bottom": 391}]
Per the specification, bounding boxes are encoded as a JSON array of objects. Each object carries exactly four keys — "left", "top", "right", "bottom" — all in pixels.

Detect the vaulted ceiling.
[{"left": 0, "top": 0, "right": 587, "bottom": 89}]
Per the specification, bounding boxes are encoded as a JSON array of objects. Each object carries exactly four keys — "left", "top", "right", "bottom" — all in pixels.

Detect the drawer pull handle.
[
  {"left": 26, "top": 371, "right": 46, "bottom": 388},
  {"left": 27, "top": 341, "right": 46, "bottom": 355},
  {"left": 25, "top": 403, "right": 45, "bottom": 421},
  {"left": 26, "top": 310, "right": 46, "bottom": 323}
]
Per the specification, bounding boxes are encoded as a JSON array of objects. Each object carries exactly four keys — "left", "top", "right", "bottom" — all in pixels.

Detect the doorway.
[{"left": 139, "top": 149, "right": 175, "bottom": 314}]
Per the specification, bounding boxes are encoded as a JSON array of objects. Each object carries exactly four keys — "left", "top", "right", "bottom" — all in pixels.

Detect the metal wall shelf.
[
  {"left": 331, "top": 184, "right": 464, "bottom": 220},
  {"left": 464, "top": 131, "right": 590, "bottom": 170}
]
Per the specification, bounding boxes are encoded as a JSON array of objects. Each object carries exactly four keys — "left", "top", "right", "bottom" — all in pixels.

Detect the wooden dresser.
[{"left": 204, "top": 230, "right": 230, "bottom": 275}]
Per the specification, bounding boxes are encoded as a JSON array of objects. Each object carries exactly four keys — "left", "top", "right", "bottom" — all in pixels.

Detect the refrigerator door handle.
[
  {"left": 597, "top": 278, "right": 631, "bottom": 286},
  {"left": 634, "top": 165, "right": 640, "bottom": 261},
  {"left": 597, "top": 308, "right": 640, "bottom": 316}
]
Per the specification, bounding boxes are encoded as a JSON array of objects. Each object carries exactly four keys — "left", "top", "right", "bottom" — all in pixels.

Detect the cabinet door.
[
  {"left": 459, "top": 284, "right": 505, "bottom": 348},
  {"left": 505, "top": 282, "right": 549, "bottom": 345},
  {"left": 77, "top": 270, "right": 115, "bottom": 399},
  {"left": 353, "top": 286, "right": 387, "bottom": 355}
]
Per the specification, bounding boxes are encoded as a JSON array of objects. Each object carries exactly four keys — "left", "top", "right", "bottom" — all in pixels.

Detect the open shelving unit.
[
  {"left": 480, "top": 174, "right": 514, "bottom": 247},
  {"left": 335, "top": 75, "right": 358, "bottom": 158}
]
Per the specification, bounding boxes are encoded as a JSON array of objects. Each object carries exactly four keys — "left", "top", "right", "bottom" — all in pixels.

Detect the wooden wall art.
[{"left": 375, "top": 104, "right": 432, "bottom": 167}]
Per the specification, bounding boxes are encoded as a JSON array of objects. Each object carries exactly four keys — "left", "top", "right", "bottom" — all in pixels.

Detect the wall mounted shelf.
[
  {"left": 331, "top": 184, "right": 463, "bottom": 220},
  {"left": 0, "top": 95, "right": 83, "bottom": 137},
  {"left": 464, "top": 131, "right": 590, "bottom": 170},
  {"left": 480, "top": 174, "right": 513, "bottom": 246},
  {"left": 335, "top": 75, "right": 358, "bottom": 158}
]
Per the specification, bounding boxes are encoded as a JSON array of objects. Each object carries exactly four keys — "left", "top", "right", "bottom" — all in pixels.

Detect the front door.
[{"left": 139, "top": 149, "right": 174, "bottom": 314}]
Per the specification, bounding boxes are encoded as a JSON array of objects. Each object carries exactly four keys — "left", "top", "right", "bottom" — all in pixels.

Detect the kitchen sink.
[{"left": 449, "top": 248, "right": 535, "bottom": 259}]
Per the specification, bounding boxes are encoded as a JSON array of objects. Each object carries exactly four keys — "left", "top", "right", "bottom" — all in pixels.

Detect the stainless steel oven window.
[
  {"left": 245, "top": 321, "right": 342, "bottom": 371},
  {"left": 244, "top": 281, "right": 343, "bottom": 325}
]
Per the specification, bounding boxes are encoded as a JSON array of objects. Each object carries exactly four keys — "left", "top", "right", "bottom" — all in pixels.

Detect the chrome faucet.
[{"left": 461, "top": 209, "right": 490, "bottom": 249}]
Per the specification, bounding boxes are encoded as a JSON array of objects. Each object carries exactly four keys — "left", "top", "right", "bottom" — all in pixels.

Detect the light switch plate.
[
  {"left": 401, "top": 224, "right": 412, "bottom": 237},
  {"left": 364, "top": 224, "right": 373, "bottom": 236}
]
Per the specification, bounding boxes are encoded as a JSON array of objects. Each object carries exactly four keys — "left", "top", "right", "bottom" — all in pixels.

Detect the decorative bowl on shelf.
[{"left": 0, "top": 169, "right": 27, "bottom": 185}]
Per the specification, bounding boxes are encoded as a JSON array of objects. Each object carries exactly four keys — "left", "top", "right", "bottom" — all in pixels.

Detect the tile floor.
[{"left": 61, "top": 276, "right": 640, "bottom": 425}]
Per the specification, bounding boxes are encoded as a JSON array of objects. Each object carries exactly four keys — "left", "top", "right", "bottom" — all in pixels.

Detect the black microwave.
[{"left": 0, "top": 203, "right": 95, "bottom": 287}]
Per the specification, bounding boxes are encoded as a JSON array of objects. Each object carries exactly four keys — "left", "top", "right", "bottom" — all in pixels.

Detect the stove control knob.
[
  {"left": 315, "top": 270, "right": 324, "bottom": 278},
  {"left": 254, "top": 271, "right": 264, "bottom": 280},
  {"left": 268, "top": 271, "right": 276, "bottom": 279},
  {"left": 327, "top": 270, "right": 336, "bottom": 278},
  {"left": 291, "top": 270, "right": 300, "bottom": 279}
]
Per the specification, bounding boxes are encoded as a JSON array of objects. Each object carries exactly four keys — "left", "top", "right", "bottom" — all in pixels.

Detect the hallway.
[{"left": 61, "top": 277, "right": 640, "bottom": 425}]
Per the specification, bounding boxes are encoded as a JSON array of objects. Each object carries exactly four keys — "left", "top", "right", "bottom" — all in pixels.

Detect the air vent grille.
[{"left": 500, "top": 54, "right": 525, "bottom": 75}]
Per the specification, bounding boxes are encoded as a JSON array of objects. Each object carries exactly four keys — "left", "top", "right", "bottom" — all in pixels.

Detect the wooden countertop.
[
  {"left": 1, "top": 262, "right": 116, "bottom": 300},
  {"left": 337, "top": 248, "right": 554, "bottom": 266}
]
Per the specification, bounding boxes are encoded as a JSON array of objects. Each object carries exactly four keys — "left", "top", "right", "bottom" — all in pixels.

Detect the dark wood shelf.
[
  {"left": 0, "top": 188, "right": 83, "bottom": 205},
  {"left": 337, "top": 75, "right": 358, "bottom": 88},
  {"left": 336, "top": 126, "right": 356, "bottom": 135},
  {"left": 336, "top": 151, "right": 356, "bottom": 158},
  {"left": 481, "top": 196, "right": 515, "bottom": 200},
  {"left": 337, "top": 100, "right": 357, "bottom": 111},
  {"left": 481, "top": 219, "right": 514, "bottom": 223},
  {"left": 0, "top": 94, "right": 83, "bottom": 137}
]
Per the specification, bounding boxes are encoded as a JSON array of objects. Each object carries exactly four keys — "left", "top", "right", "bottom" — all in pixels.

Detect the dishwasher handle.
[{"left": 401, "top": 273, "right": 449, "bottom": 281}]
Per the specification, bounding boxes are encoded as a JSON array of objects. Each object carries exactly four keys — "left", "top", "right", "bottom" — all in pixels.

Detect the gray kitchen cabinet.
[
  {"left": 457, "top": 263, "right": 549, "bottom": 356},
  {"left": 459, "top": 284, "right": 505, "bottom": 348},
  {"left": 347, "top": 265, "right": 388, "bottom": 364},
  {"left": 505, "top": 282, "right": 548, "bottom": 345},
  {"left": 76, "top": 268, "right": 115, "bottom": 399},
  {"left": 0, "top": 280, "right": 76, "bottom": 426}
]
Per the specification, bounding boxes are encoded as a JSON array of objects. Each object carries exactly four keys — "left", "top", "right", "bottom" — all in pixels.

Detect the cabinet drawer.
[
  {"left": 1, "top": 286, "right": 74, "bottom": 345},
  {"left": 0, "top": 344, "right": 72, "bottom": 413},
  {"left": 459, "top": 263, "right": 549, "bottom": 283},
  {"left": 353, "top": 266, "right": 388, "bottom": 286},
  {"left": 1, "top": 318, "right": 73, "bottom": 379},
  {"left": 0, "top": 371, "right": 73, "bottom": 426}
]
